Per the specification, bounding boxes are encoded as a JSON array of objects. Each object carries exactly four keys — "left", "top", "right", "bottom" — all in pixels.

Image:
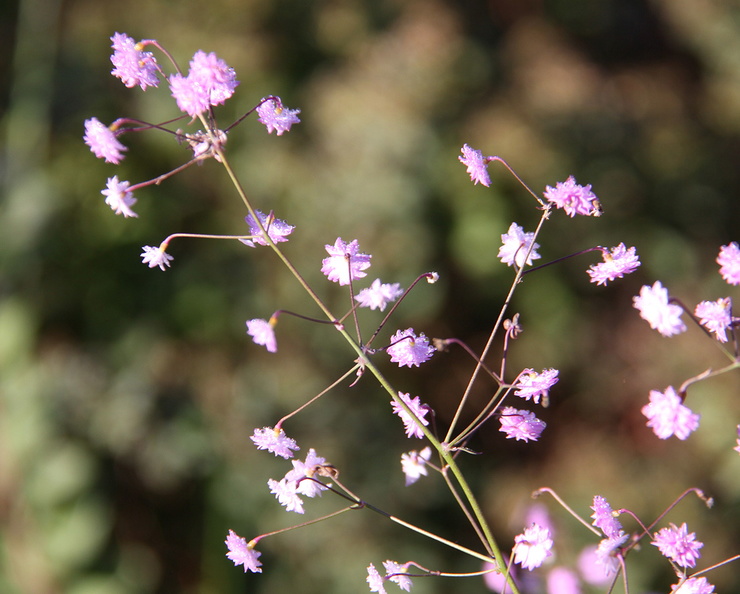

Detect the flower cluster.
[
  {"left": 84, "top": 33, "right": 299, "bottom": 230},
  {"left": 87, "top": 34, "right": 740, "bottom": 594}
]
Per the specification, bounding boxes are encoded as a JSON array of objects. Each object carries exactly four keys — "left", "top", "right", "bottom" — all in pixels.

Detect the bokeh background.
[{"left": 2, "top": 0, "right": 740, "bottom": 592}]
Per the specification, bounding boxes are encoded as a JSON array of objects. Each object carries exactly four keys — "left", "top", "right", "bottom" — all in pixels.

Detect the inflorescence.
[{"left": 85, "top": 32, "right": 740, "bottom": 594}]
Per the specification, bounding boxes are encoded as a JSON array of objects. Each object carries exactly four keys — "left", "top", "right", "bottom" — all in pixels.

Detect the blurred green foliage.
[{"left": 1, "top": 0, "right": 740, "bottom": 592}]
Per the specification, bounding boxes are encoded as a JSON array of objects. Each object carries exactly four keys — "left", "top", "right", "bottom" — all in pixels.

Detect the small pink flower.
[
  {"left": 225, "top": 529, "right": 262, "bottom": 573},
  {"left": 84, "top": 118, "right": 127, "bottom": 163},
  {"left": 391, "top": 392, "right": 431, "bottom": 438},
  {"left": 499, "top": 407, "right": 546, "bottom": 442},
  {"left": 544, "top": 175, "right": 601, "bottom": 217},
  {"left": 591, "top": 495, "right": 623, "bottom": 539},
  {"left": 498, "top": 223, "right": 541, "bottom": 268},
  {"left": 285, "top": 448, "right": 330, "bottom": 499},
  {"left": 717, "top": 242, "right": 740, "bottom": 285},
  {"left": 257, "top": 97, "right": 301, "bottom": 135},
  {"left": 102, "top": 176, "right": 137, "bottom": 218},
  {"left": 110, "top": 32, "right": 160, "bottom": 90},
  {"left": 694, "top": 297, "right": 732, "bottom": 342},
  {"left": 250, "top": 426, "right": 299, "bottom": 459},
  {"left": 241, "top": 210, "right": 294, "bottom": 247},
  {"left": 355, "top": 279, "right": 404, "bottom": 311},
  {"left": 169, "top": 73, "right": 210, "bottom": 118},
  {"left": 188, "top": 50, "right": 239, "bottom": 106},
  {"left": 633, "top": 281, "right": 687, "bottom": 337},
  {"left": 588, "top": 243, "right": 641, "bottom": 285},
  {"left": 401, "top": 447, "right": 431, "bottom": 486},
  {"left": 169, "top": 50, "right": 239, "bottom": 118},
  {"left": 671, "top": 576, "right": 715, "bottom": 594},
  {"left": 141, "top": 245, "right": 174, "bottom": 271},
  {"left": 268, "top": 449, "right": 330, "bottom": 514},
  {"left": 321, "top": 238, "right": 372, "bottom": 286},
  {"left": 458, "top": 143, "right": 491, "bottom": 186},
  {"left": 513, "top": 523, "right": 553, "bottom": 570},
  {"left": 366, "top": 563, "right": 387, "bottom": 594},
  {"left": 268, "top": 477, "right": 304, "bottom": 513},
  {"left": 594, "top": 532, "right": 628, "bottom": 577},
  {"left": 514, "top": 368, "right": 559, "bottom": 404},
  {"left": 246, "top": 318, "right": 277, "bottom": 353},
  {"left": 652, "top": 523, "right": 703, "bottom": 568},
  {"left": 386, "top": 328, "right": 435, "bottom": 368},
  {"left": 383, "top": 560, "right": 413, "bottom": 592},
  {"left": 641, "top": 387, "right": 699, "bottom": 440}
]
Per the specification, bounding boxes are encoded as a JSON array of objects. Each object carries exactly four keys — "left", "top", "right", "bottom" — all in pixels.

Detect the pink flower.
[
  {"left": 285, "top": 448, "right": 330, "bottom": 498},
  {"left": 366, "top": 563, "right": 387, "bottom": 594},
  {"left": 268, "top": 477, "right": 304, "bottom": 513},
  {"left": 169, "top": 50, "right": 239, "bottom": 118},
  {"left": 84, "top": 118, "right": 127, "bottom": 163},
  {"left": 110, "top": 32, "right": 160, "bottom": 90},
  {"left": 671, "top": 577, "right": 715, "bottom": 594},
  {"left": 102, "top": 176, "right": 137, "bottom": 217},
  {"left": 386, "top": 328, "right": 435, "bottom": 368},
  {"left": 513, "top": 523, "right": 553, "bottom": 570},
  {"left": 246, "top": 318, "right": 277, "bottom": 352},
  {"left": 257, "top": 97, "right": 301, "bottom": 135},
  {"left": 734, "top": 425, "right": 740, "bottom": 455},
  {"left": 652, "top": 523, "right": 703, "bottom": 568},
  {"left": 498, "top": 223, "right": 541, "bottom": 268},
  {"left": 633, "top": 281, "right": 687, "bottom": 337},
  {"left": 355, "top": 279, "right": 404, "bottom": 311},
  {"left": 594, "top": 532, "right": 627, "bottom": 578},
  {"left": 225, "top": 529, "right": 262, "bottom": 573},
  {"left": 514, "top": 368, "right": 559, "bottom": 404},
  {"left": 268, "top": 449, "right": 330, "bottom": 514},
  {"left": 169, "top": 73, "right": 211, "bottom": 118},
  {"left": 401, "top": 447, "right": 431, "bottom": 486},
  {"left": 241, "top": 210, "right": 294, "bottom": 247},
  {"left": 188, "top": 50, "right": 239, "bottom": 106},
  {"left": 544, "top": 175, "right": 601, "bottom": 217},
  {"left": 641, "top": 386, "right": 700, "bottom": 440},
  {"left": 590, "top": 495, "right": 623, "bottom": 539},
  {"left": 250, "top": 426, "right": 299, "bottom": 459},
  {"left": 587, "top": 243, "right": 641, "bottom": 285},
  {"left": 499, "top": 407, "right": 546, "bottom": 442},
  {"left": 694, "top": 297, "right": 732, "bottom": 342},
  {"left": 321, "top": 238, "right": 372, "bottom": 286},
  {"left": 383, "top": 560, "right": 413, "bottom": 592},
  {"left": 458, "top": 143, "right": 491, "bottom": 186},
  {"left": 140, "top": 245, "right": 174, "bottom": 271},
  {"left": 391, "top": 392, "right": 431, "bottom": 439},
  {"left": 717, "top": 242, "right": 740, "bottom": 285}
]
